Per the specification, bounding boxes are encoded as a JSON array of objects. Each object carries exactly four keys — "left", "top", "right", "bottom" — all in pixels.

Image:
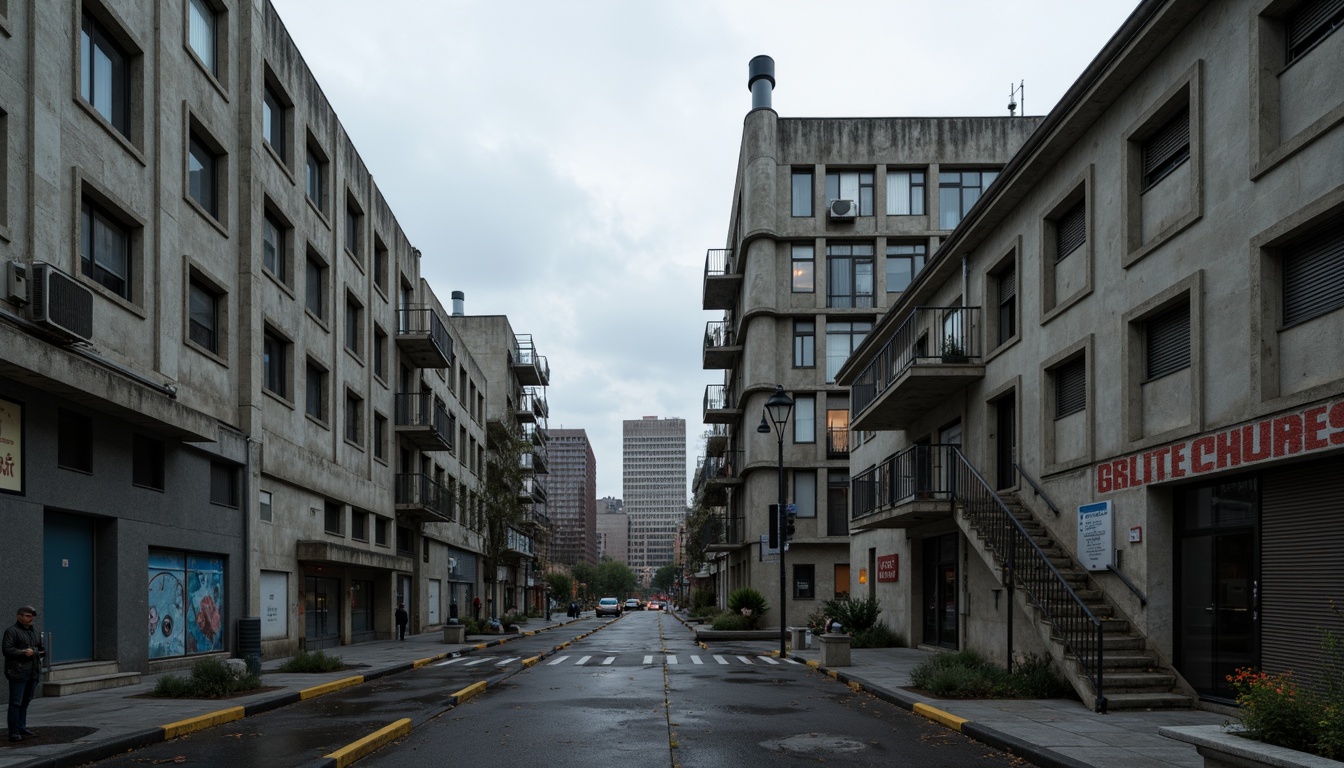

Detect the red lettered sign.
[{"left": 877, "top": 554, "right": 898, "bottom": 582}]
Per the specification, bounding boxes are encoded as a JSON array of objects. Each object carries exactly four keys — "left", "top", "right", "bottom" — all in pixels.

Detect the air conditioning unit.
[
  {"left": 29, "top": 262, "right": 94, "bottom": 343},
  {"left": 829, "top": 199, "right": 858, "bottom": 219}
]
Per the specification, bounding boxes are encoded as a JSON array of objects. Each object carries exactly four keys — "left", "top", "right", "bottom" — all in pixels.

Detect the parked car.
[
  {"left": 623, "top": 598, "right": 642, "bottom": 611},
  {"left": 646, "top": 600, "right": 663, "bottom": 611},
  {"left": 596, "top": 597, "right": 622, "bottom": 617}
]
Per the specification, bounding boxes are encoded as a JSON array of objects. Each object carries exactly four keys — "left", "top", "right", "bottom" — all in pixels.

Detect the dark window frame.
[
  {"left": 792, "top": 319, "right": 815, "bottom": 368},
  {"left": 793, "top": 563, "right": 816, "bottom": 600},
  {"left": 262, "top": 328, "right": 288, "bottom": 398},
  {"left": 938, "top": 169, "right": 999, "bottom": 229},
  {"left": 996, "top": 262, "right": 1017, "bottom": 346},
  {"left": 791, "top": 170, "right": 813, "bottom": 217},
  {"left": 1055, "top": 200, "right": 1087, "bottom": 262},
  {"left": 306, "top": 360, "right": 328, "bottom": 422},
  {"left": 1286, "top": 0, "right": 1344, "bottom": 65},
  {"left": 132, "top": 433, "right": 165, "bottom": 490},
  {"left": 1282, "top": 215, "right": 1344, "bottom": 327},
  {"left": 826, "top": 243, "right": 875, "bottom": 309},
  {"left": 187, "top": 132, "right": 220, "bottom": 219},
  {"left": 791, "top": 244, "right": 815, "bottom": 293},
  {"left": 885, "top": 242, "right": 926, "bottom": 293},
  {"left": 824, "top": 170, "right": 875, "bottom": 216},
  {"left": 886, "top": 170, "right": 926, "bottom": 216},
  {"left": 187, "top": 276, "right": 220, "bottom": 353},
  {"left": 1054, "top": 356, "right": 1087, "bottom": 419},
  {"left": 80, "top": 198, "right": 132, "bottom": 299},
  {"left": 57, "top": 409, "right": 94, "bottom": 473},
  {"left": 80, "top": 11, "right": 131, "bottom": 137},
  {"left": 1141, "top": 108, "right": 1191, "bottom": 191},
  {"left": 1145, "top": 301, "right": 1192, "bottom": 381},
  {"left": 209, "top": 461, "right": 238, "bottom": 507}
]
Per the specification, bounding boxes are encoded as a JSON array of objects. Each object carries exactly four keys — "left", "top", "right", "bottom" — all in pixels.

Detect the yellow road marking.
[
  {"left": 299, "top": 676, "right": 365, "bottom": 700},
  {"left": 161, "top": 706, "right": 245, "bottom": 739},
  {"left": 323, "top": 718, "right": 412, "bottom": 768},
  {"left": 453, "top": 680, "right": 487, "bottom": 703},
  {"left": 914, "top": 702, "right": 968, "bottom": 732}
]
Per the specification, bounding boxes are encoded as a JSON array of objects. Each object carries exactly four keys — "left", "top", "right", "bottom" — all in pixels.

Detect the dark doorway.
[
  {"left": 922, "top": 533, "right": 959, "bottom": 648},
  {"left": 304, "top": 575, "right": 342, "bottom": 650},
  {"left": 995, "top": 396, "right": 1016, "bottom": 490}
]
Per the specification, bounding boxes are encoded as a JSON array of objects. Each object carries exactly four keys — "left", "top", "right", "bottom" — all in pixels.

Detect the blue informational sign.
[{"left": 1076, "top": 501, "right": 1114, "bottom": 572}]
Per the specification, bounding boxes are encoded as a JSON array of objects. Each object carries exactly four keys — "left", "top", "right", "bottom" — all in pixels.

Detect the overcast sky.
[{"left": 271, "top": 0, "right": 1139, "bottom": 500}]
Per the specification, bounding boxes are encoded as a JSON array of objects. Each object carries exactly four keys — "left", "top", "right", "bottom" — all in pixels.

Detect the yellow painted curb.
[
  {"left": 473, "top": 643, "right": 488, "bottom": 649},
  {"left": 846, "top": 680, "right": 863, "bottom": 693},
  {"left": 162, "top": 706, "right": 245, "bottom": 739},
  {"left": 913, "top": 702, "right": 968, "bottom": 732},
  {"left": 299, "top": 675, "right": 365, "bottom": 700},
  {"left": 412, "top": 657, "right": 435, "bottom": 668},
  {"left": 324, "top": 717, "right": 412, "bottom": 768},
  {"left": 521, "top": 655, "right": 541, "bottom": 668},
  {"left": 454, "top": 680, "right": 487, "bottom": 703},
  {"left": 805, "top": 660, "right": 820, "bottom": 669}
]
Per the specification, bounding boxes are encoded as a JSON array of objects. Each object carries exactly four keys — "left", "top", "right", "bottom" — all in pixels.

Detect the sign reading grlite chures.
[{"left": 1096, "top": 397, "right": 1344, "bottom": 494}]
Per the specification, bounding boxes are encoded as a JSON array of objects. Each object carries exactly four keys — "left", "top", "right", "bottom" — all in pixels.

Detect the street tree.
[
  {"left": 652, "top": 564, "right": 678, "bottom": 593},
  {"left": 479, "top": 422, "right": 530, "bottom": 620}
]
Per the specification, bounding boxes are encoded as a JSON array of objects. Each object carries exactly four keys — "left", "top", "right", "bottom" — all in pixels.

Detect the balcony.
[
  {"left": 826, "top": 426, "right": 850, "bottom": 460},
  {"left": 700, "top": 450, "right": 744, "bottom": 490},
  {"left": 517, "top": 389, "right": 548, "bottom": 423},
  {"left": 849, "top": 444, "right": 957, "bottom": 530},
  {"left": 702, "top": 320, "right": 742, "bottom": 369},
  {"left": 519, "top": 475, "right": 547, "bottom": 504},
  {"left": 850, "top": 307, "right": 985, "bottom": 432},
  {"left": 702, "top": 248, "right": 740, "bottom": 310},
  {"left": 703, "top": 384, "right": 741, "bottom": 425},
  {"left": 520, "top": 508, "right": 550, "bottom": 530},
  {"left": 523, "top": 421, "right": 548, "bottom": 448},
  {"left": 394, "top": 393, "right": 454, "bottom": 452},
  {"left": 705, "top": 424, "right": 730, "bottom": 457},
  {"left": 506, "top": 526, "right": 534, "bottom": 557},
  {"left": 512, "top": 334, "right": 550, "bottom": 386},
  {"left": 396, "top": 306, "right": 453, "bottom": 369},
  {"left": 706, "top": 506, "right": 746, "bottom": 553},
  {"left": 395, "top": 473, "right": 453, "bottom": 523},
  {"left": 521, "top": 443, "right": 549, "bottom": 474}
]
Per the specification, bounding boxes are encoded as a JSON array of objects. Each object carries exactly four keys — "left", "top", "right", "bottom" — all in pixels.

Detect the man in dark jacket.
[
  {"left": 394, "top": 603, "right": 408, "bottom": 641},
  {"left": 3, "top": 605, "right": 41, "bottom": 742}
]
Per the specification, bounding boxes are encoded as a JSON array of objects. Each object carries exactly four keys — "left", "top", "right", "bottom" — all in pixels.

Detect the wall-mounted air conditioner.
[
  {"left": 29, "top": 262, "right": 94, "bottom": 343},
  {"left": 828, "top": 199, "right": 858, "bottom": 219}
]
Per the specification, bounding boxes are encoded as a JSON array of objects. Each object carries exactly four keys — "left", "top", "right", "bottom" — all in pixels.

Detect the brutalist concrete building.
[
  {"left": 0, "top": 0, "right": 513, "bottom": 691},
  {"left": 839, "top": 0, "right": 1344, "bottom": 711},
  {"left": 697, "top": 58, "right": 1039, "bottom": 637},
  {"left": 548, "top": 428, "right": 598, "bottom": 568}
]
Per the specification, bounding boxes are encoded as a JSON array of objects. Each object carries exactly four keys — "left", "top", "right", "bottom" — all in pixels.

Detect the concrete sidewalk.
[{"left": 1, "top": 614, "right": 590, "bottom": 768}]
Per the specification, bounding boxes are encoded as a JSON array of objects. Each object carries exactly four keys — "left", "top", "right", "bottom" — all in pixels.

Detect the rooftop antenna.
[{"left": 1008, "top": 80, "right": 1025, "bottom": 116}]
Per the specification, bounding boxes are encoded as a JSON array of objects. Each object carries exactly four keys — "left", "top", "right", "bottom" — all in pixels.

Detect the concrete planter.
[
  {"left": 817, "top": 633, "right": 851, "bottom": 667},
  {"left": 1160, "top": 726, "right": 1344, "bottom": 768},
  {"left": 442, "top": 624, "right": 466, "bottom": 644}
]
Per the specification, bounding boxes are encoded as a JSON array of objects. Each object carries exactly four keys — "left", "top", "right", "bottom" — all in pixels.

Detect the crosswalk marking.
[
  {"left": 548, "top": 656, "right": 570, "bottom": 666},
  {"left": 642, "top": 655, "right": 654, "bottom": 665},
  {"left": 737, "top": 656, "right": 754, "bottom": 665},
  {"left": 435, "top": 657, "right": 465, "bottom": 666},
  {"left": 602, "top": 656, "right": 615, "bottom": 665},
  {"left": 464, "top": 657, "right": 491, "bottom": 666},
  {"left": 782, "top": 657, "right": 803, "bottom": 665},
  {"left": 495, "top": 657, "right": 518, "bottom": 666},
  {"left": 759, "top": 656, "right": 779, "bottom": 665},
  {"left": 690, "top": 655, "right": 703, "bottom": 665},
  {"left": 666, "top": 655, "right": 678, "bottom": 665},
  {"left": 714, "top": 655, "right": 729, "bottom": 665},
  {"left": 577, "top": 655, "right": 592, "bottom": 665},
  {"left": 530, "top": 652, "right": 812, "bottom": 669}
]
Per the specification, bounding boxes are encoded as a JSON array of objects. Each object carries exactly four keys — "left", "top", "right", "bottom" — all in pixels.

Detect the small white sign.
[{"left": 1077, "top": 501, "right": 1114, "bottom": 572}]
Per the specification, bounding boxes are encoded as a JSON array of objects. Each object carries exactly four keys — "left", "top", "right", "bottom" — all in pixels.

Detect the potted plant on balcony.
[{"left": 940, "top": 335, "right": 970, "bottom": 364}]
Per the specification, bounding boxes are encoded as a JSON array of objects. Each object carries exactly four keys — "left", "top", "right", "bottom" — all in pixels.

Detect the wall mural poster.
[
  {"left": 186, "top": 555, "right": 225, "bottom": 654},
  {"left": 148, "top": 551, "right": 186, "bottom": 659}
]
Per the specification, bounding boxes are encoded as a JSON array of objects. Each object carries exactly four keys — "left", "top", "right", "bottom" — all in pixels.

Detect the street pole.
[{"left": 762, "top": 385, "right": 794, "bottom": 659}]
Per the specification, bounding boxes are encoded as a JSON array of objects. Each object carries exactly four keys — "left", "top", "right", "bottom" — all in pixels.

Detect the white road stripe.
[
  {"left": 737, "top": 656, "right": 754, "bottom": 665},
  {"left": 434, "top": 657, "right": 465, "bottom": 666},
  {"left": 642, "top": 655, "right": 654, "bottom": 665},
  {"left": 464, "top": 657, "right": 491, "bottom": 666},
  {"left": 713, "top": 655, "right": 729, "bottom": 665},
  {"left": 577, "top": 656, "right": 592, "bottom": 665},
  {"left": 602, "top": 657, "right": 616, "bottom": 665},
  {"left": 690, "top": 655, "right": 703, "bottom": 665},
  {"left": 783, "top": 657, "right": 804, "bottom": 665},
  {"left": 666, "top": 655, "right": 678, "bottom": 665},
  {"left": 495, "top": 657, "right": 519, "bottom": 666},
  {"left": 759, "top": 656, "right": 780, "bottom": 665},
  {"left": 548, "top": 656, "right": 570, "bottom": 666}
]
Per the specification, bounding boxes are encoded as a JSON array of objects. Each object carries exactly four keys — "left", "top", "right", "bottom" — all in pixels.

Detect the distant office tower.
[
  {"left": 623, "top": 417, "right": 687, "bottom": 585},
  {"left": 596, "top": 497, "right": 627, "bottom": 562},
  {"left": 549, "top": 429, "right": 598, "bottom": 567}
]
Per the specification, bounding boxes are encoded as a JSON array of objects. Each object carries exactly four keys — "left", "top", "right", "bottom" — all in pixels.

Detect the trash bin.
[
  {"left": 237, "top": 617, "right": 262, "bottom": 675},
  {"left": 789, "top": 626, "right": 810, "bottom": 650}
]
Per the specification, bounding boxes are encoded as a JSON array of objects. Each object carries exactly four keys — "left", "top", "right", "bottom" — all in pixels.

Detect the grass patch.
[
  {"left": 909, "top": 650, "right": 1070, "bottom": 699},
  {"left": 276, "top": 649, "right": 344, "bottom": 673},
  {"left": 151, "top": 658, "right": 263, "bottom": 698}
]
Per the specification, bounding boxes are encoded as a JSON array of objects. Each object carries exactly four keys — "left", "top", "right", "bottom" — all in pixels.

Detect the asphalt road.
[{"left": 89, "top": 612, "right": 1022, "bottom": 768}]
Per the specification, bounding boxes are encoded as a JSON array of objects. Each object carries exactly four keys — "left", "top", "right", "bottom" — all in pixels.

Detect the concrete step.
[
  {"left": 43, "top": 670, "right": 141, "bottom": 697},
  {"left": 1054, "top": 631, "right": 1147, "bottom": 651},
  {"left": 45, "top": 660, "right": 121, "bottom": 682},
  {"left": 1098, "top": 671, "right": 1178, "bottom": 690},
  {"left": 1100, "top": 691, "right": 1194, "bottom": 711},
  {"left": 1098, "top": 652, "right": 1162, "bottom": 669}
]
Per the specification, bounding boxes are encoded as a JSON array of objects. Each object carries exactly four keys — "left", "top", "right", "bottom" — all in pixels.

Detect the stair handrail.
[
  {"left": 1012, "top": 462, "right": 1061, "bottom": 517},
  {"left": 951, "top": 448, "right": 1108, "bottom": 713},
  {"left": 1106, "top": 564, "right": 1149, "bottom": 607}
]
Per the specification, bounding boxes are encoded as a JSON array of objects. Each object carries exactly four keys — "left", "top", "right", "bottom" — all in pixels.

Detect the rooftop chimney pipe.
[
  {"left": 748, "top": 55, "right": 775, "bottom": 110},
  {"left": 451, "top": 290, "right": 464, "bottom": 317}
]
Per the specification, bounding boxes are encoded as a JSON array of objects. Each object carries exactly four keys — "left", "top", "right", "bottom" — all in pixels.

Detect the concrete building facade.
[
  {"left": 623, "top": 416, "right": 686, "bottom": 584},
  {"left": 596, "top": 496, "right": 627, "bottom": 563},
  {"left": 697, "top": 58, "right": 1040, "bottom": 638},
  {"left": 838, "top": 0, "right": 1344, "bottom": 711},
  {"left": 548, "top": 428, "right": 598, "bottom": 567}
]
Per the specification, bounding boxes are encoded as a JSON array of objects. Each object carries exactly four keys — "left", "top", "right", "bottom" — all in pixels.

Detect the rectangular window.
[
  {"left": 210, "top": 462, "right": 237, "bottom": 507},
  {"left": 81, "top": 12, "right": 130, "bottom": 136},
  {"left": 1142, "top": 109, "right": 1191, "bottom": 190},
  {"left": 259, "top": 490, "right": 273, "bottom": 522},
  {"left": 187, "top": 277, "right": 219, "bottom": 352},
  {"left": 306, "top": 253, "right": 326, "bottom": 319},
  {"left": 187, "top": 0, "right": 217, "bottom": 74},
  {"left": 1282, "top": 215, "right": 1344, "bottom": 327},
  {"left": 793, "top": 564, "right": 816, "bottom": 600},
  {"left": 886, "top": 170, "right": 926, "bottom": 216},
  {"left": 826, "top": 243, "right": 875, "bottom": 308},
  {"left": 792, "top": 320, "right": 815, "bottom": 368},
  {"left": 80, "top": 199, "right": 131, "bottom": 299},
  {"left": 826, "top": 409, "right": 849, "bottom": 458},
  {"left": 57, "top": 409, "right": 93, "bottom": 472},
  {"left": 373, "top": 241, "right": 388, "bottom": 293},
  {"left": 1287, "top": 0, "right": 1344, "bottom": 64},
  {"left": 1055, "top": 200, "right": 1086, "bottom": 261},
  {"left": 324, "top": 500, "right": 343, "bottom": 535},
  {"left": 825, "top": 320, "right": 873, "bottom": 383},
  {"left": 791, "top": 170, "right": 813, "bottom": 217},
  {"left": 825, "top": 171, "right": 874, "bottom": 216},
  {"left": 375, "top": 516, "right": 389, "bottom": 547},
  {"left": 345, "top": 293, "right": 363, "bottom": 355},
  {"left": 938, "top": 170, "right": 999, "bottom": 229},
  {"left": 791, "top": 244, "right": 814, "bottom": 292},
  {"left": 306, "top": 361, "right": 327, "bottom": 421},
  {"left": 133, "top": 434, "right": 165, "bottom": 490},
  {"left": 1054, "top": 356, "right": 1087, "bottom": 419},
  {"left": 886, "top": 243, "right": 926, "bottom": 292},
  {"left": 793, "top": 394, "right": 815, "bottom": 443},
  {"left": 345, "top": 200, "right": 362, "bottom": 259},
  {"left": 793, "top": 470, "right": 817, "bottom": 518},
  {"left": 263, "top": 329, "right": 287, "bottom": 397},
  {"left": 351, "top": 509, "right": 368, "bottom": 541},
  {"left": 827, "top": 473, "right": 849, "bottom": 536},
  {"left": 396, "top": 525, "right": 412, "bottom": 555},
  {"left": 344, "top": 391, "right": 363, "bottom": 446},
  {"left": 996, "top": 263, "right": 1017, "bottom": 346},
  {"left": 373, "top": 327, "right": 388, "bottom": 380},
  {"left": 188, "top": 134, "right": 218, "bottom": 218},
  {"left": 262, "top": 84, "right": 285, "bottom": 161},
  {"left": 306, "top": 142, "right": 325, "bottom": 211},
  {"left": 1146, "top": 302, "right": 1191, "bottom": 380},
  {"left": 373, "top": 414, "right": 387, "bottom": 460}
]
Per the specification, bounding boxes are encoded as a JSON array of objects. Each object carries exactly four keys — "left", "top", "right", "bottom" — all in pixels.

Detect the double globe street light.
[{"left": 758, "top": 384, "right": 794, "bottom": 658}]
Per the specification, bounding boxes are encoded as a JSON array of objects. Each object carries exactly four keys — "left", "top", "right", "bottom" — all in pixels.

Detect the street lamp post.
[{"left": 760, "top": 385, "right": 794, "bottom": 658}]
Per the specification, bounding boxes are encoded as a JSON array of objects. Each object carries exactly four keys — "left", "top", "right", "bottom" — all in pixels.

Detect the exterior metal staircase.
[{"left": 949, "top": 450, "right": 1193, "bottom": 712}]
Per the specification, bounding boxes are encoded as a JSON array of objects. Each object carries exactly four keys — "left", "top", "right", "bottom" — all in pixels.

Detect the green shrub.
[
  {"left": 277, "top": 649, "right": 344, "bottom": 673},
  {"left": 821, "top": 596, "right": 881, "bottom": 633},
  {"left": 691, "top": 587, "right": 716, "bottom": 614},
  {"left": 727, "top": 588, "right": 768, "bottom": 629},
  {"left": 501, "top": 612, "right": 528, "bottom": 627},
  {"left": 152, "top": 657, "right": 262, "bottom": 698},
  {"left": 711, "top": 613, "right": 751, "bottom": 631},
  {"left": 909, "top": 650, "right": 1068, "bottom": 699},
  {"left": 850, "top": 623, "right": 904, "bottom": 649}
]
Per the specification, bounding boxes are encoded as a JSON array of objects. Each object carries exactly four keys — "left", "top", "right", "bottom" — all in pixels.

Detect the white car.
[{"left": 595, "top": 597, "right": 622, "bottom": 617}]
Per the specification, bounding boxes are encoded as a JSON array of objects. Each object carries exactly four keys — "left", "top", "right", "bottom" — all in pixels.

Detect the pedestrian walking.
[
  {"left": 394, "top": 603, "right": 408, "bottom": 641},
  {"left": 3, "top": 605, "right": 42, "bottom": 742},
  {"left": 472, "top": 596, "right": 481, "bottom": 621}
]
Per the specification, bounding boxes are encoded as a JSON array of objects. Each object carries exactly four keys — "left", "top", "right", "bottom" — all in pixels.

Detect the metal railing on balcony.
[
  {"left": 394, "top": 473, "right": 453, "bottom": 522},
  {"left": 518, "top": 390, "right": 548, "bottom": 422},
  {"left": 396, "top": 306, "right": 453, "bottom": 369},
  {"left": 705, "top": 424, "right": 730, "bottom": 456},
  {"left": 852, "top": 306, "right": 982, "bottom": 416},
  {"left": 394, "top": 393, "right": 454, "bottom": 452},
  {"left": 512, "top": 334, "right": 550, "bottom": 386},
  {"left": 704, "top": 320, "right": 736, "bottom": 349},
  {"left": 519, "top": 476, "right": 547, "bottom": 503},
  {"left": 704, "top": 248, "right": 734, "bottom": 277},
  {"left": 707, "top": 507, "right": 744, "bottom": 549},
  {"left": 826, "top": 426, "right": 850, "bottom": 459},
  {"left": 700, "top": 450, "right": 743, "bottom": 486},
  {"left": 852, "top": 444, "right": 957, "bottom": 519},
  {"left": 523, "top": 421, "right": 548, "bottom": 447}
]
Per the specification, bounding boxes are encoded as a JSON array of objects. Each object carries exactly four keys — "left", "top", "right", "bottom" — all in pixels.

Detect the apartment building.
[
  {"left": 596, "top": 496, "right": 627, "bottom": 562},
  {"left": 838, "top": 0, "right": 1344, "bottom": 711},
  {"left": 696, "top": 58, "right": 1040, "bottom": 633},
  {"left": 624, "top": 416, "right": 686, "bottom": 584},
  {"left": 0, "top": 0, "right": 499, "bottom": 688},
  {"left": 548, "top": 429, "right": 598, "bottom": 567}
]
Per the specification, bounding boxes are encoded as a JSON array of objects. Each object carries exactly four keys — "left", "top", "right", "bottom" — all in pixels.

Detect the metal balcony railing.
[
  {"left": 826, "top": 426, "right": 850, "bottom": 459},
  {"left": 519, "top": 389, "right": 548, "bottom": 421},
  {"left": 852, "top": 306, "right": 982, "bottom": 416},
  {"left": 395, "top": 306, "right": 453, "bottom": 369},
  {"left": 394, "top": 393, "right": 454, "bottom": 452},
  {"left": 704, "top": 320, "right": 736, "bottom": 349},
  {"left": 704, "top": 248, "right": 734, "bottom": 277},
  {"left": 512, "top": 334, "right": 550, "bottom": 386},
  {"left": 394, "top": 473, "right": 453, "bottom": 522}
]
